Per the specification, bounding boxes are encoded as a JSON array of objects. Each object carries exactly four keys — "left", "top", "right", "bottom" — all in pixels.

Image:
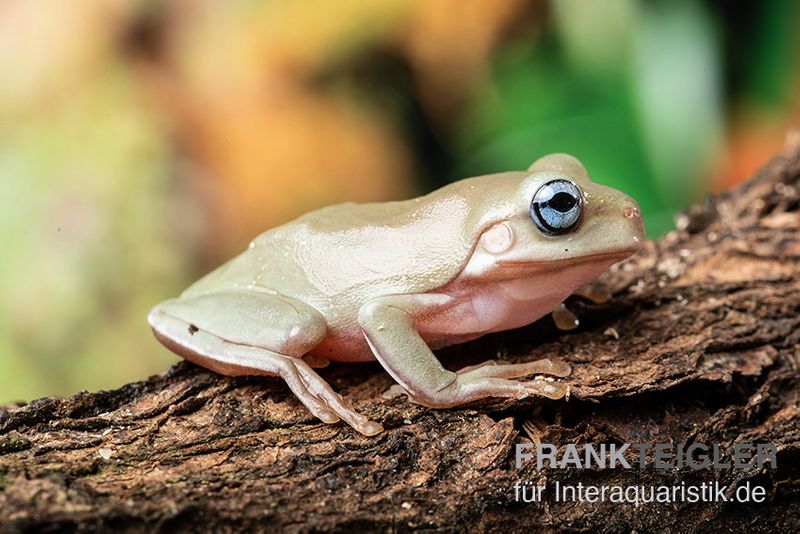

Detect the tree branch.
[{"left": 2, "top": 149, "right": 800, "bottom": 531}]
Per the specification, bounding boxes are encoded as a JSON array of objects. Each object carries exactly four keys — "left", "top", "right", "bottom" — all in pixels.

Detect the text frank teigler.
[{"left": 512, "top": 442, "right": 776, "bottom": 505}]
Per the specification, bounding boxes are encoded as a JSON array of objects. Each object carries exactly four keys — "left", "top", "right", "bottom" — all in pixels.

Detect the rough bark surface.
[{"left": 2, "top": 149, "right": 800, "bottom": 533}]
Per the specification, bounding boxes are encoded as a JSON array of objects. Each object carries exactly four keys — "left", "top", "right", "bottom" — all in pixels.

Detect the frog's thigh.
[
  {"left": 150, "top": 291, "right": 326, "bottom": 357},
  {"left": 358, "top": 295, "right": 568, "bottom": 408},
  {"left": 149, "top": 292, "right": 382, "bottom": 435}
]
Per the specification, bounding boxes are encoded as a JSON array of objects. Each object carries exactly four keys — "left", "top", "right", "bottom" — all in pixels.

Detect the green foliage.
[{"left": 458, "top": 0, "right": 729, "bottom": 237}]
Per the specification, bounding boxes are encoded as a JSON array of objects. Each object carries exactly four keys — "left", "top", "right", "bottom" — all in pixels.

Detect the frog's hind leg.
[{"left": 148, "top": 291, "right": 382, "bottom": 436}]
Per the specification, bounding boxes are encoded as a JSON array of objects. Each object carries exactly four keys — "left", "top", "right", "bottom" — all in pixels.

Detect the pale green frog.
[{"left": 148, "top": 154, "right": 644, "bottom": 435}]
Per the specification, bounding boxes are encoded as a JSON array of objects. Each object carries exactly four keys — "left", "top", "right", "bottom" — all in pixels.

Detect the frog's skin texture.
[{"left": 149, "top": 154, "right": 645, "bottom": 435}]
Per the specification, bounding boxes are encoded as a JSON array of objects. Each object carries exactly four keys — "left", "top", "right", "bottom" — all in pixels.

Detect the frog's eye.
[{"left": 530, "top": 179, "right": 583, "bottom": 235}]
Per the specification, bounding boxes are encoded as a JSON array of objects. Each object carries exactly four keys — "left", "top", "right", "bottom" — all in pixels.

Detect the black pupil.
[{"left": 548, "top": 191, "right": 577, "bottom": 212}]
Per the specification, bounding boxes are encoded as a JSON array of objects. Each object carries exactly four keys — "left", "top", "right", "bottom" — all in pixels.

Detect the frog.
[{"left": 148, "top": 153, "right": 644, "bottom": 436}]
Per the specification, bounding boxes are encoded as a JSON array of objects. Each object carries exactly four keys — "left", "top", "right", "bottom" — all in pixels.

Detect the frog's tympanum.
[{"left": 149, "top": 154, "right": 644, "bottom": 435}]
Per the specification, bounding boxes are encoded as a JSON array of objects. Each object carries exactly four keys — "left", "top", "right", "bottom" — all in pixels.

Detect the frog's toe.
[
  {"left": 320, "top": 395, "right": 383, "bottom": 436},
  {"left": 293, "top": 359, "right": 384, "bottom": 436},
  {"left": 380, "top": 383, "right": 408, "bottom": 400},
  {"left": 355, "top": 420, "right": 384, "bottom": 436},
  {"left": 544, "top": 359, "right": 572, "bottom": 377},
  {"left": 574, "top": 283, "right": 611, "bottom": 304},
  {"left": 287, "top": 384, "right": 340, "bottom": 424},
  {"left": 454, "top": 360, "right": 499, "bottom": 374},
  {"left": 316, "top": 409, "right": 340, "bottom": 424},
  {"left": 279, "top": 365, "right": 340, "bottom": 424},
  {"left": 456, "top": 358, "right": 571, "bottom": 380},
  {"left": 551, "top": 303, "right": 580, "bottom": 331},
  {"left": 521, "top": 379, "right": 569, "bottom": 400},
  {"left": 475, "top": 376, "right": 569, "bottom": 401},
  {"left": 408, "top": 375, "right": 570, "bottom": 408}
]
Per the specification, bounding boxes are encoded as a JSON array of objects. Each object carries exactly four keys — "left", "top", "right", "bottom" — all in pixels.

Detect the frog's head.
[{"left": 465, "top": 154, "right": 645, "bottom": 284}]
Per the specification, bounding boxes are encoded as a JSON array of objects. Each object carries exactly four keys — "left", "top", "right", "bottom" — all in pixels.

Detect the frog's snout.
[{"left": 622, "top": 201, "right": 646, "bottom": 244}]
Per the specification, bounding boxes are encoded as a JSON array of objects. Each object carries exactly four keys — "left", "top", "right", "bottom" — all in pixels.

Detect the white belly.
[{"left": 417, "top": 260, "right": 613, "bottom": 348}]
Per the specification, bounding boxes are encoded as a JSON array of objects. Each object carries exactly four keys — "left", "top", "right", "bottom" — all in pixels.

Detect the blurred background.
[{"left": 1, "top": 0, "right": 798, "bottom": 402}]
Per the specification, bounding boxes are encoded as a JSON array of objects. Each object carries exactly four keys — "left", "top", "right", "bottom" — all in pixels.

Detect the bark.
[{"left": 2, "top": 148, "right": 800, "bottom": 533}]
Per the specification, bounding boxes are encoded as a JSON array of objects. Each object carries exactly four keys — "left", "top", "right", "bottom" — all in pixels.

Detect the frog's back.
[{"left": 184, "top": 171, "right": 524, "bottom": 306}]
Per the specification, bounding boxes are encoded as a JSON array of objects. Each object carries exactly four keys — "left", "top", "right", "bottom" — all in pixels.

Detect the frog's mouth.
[{"left": 495, "top": 247, "right": 639, "bottom": 272}]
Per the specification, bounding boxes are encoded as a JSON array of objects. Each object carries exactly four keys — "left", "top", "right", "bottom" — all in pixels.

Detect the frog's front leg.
[
  {"left": 148, "top": 291, "right": 382, "bottom": 435},
  {"left": 358, "top": 295, "right": 569, "bottom": 408}
]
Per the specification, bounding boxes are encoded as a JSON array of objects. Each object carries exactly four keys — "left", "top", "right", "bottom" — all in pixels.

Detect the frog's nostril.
[{"left": 623, "top": 206, "right": 640, "bottom": 220}]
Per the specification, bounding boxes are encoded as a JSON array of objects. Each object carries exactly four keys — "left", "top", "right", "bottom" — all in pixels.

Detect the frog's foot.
[
  {"left": 419, "top": 376, "right": 569, "bottom": 407},
  {"left": 455, "top": 358, "right": 571, "bottom": 379},
  {"left": 434, "top": 358, "right": 570, "bottom": 406},
  {"left": 157, "top": 322, "right": 382, "bottom": 436},
  {"left": 291, "top": 358, "right": 383, "bottom": 436},
  {"left": 387, "top": 378, "right": 568, "bottom": 408},
  {"left": 149, "top": 291, "right": 383, "bottom": 437},
  {"left": 381, "top": 358, "right": 571, "bottom": 405},
  {"left": 380, "top": 383, "right": 408, "bottom": 400}
]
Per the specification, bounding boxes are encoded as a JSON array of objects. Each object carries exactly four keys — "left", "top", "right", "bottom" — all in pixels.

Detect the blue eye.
[{"left": 530, "top": 179, "right": 583, "bottom": 235}]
